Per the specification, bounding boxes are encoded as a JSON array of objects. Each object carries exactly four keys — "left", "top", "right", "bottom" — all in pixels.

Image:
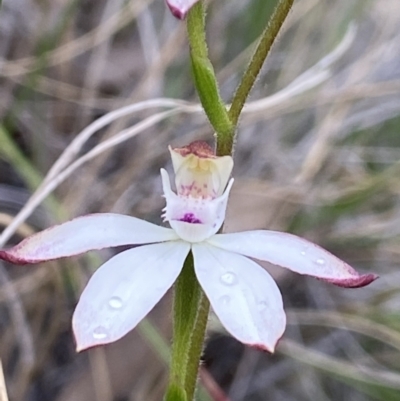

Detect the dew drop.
[
  {"left": 108, "top": 296, "right": 123, "bottom": 309},
  {"left": 219, "top": 295, "right": 231, "bottom": 305},
  {"left": 257, "top": 301, "right": 268, "bottom": 311},
  {"left": 316, "top": 258, "right": 325, "bottom": 265},
  {"left": 300, "top": 251, "right": 306, "bottom": 256},
  {"left": 92, "top": 326, "right": 108, "bottom": 340},
  {"left": 220, "top": 272, "right": 237, "bottom": 286}
]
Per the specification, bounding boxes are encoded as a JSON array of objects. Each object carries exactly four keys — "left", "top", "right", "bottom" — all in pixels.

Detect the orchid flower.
[
  {"left": 166, "top": 0, "right": 199, "bottom": 19},
  {"left": 0, "top": 142, "right": 377, "bottom": 352}
]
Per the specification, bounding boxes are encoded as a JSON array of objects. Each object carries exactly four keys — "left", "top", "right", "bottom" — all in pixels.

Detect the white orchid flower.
[
  {"left": 0, "top": 142, "right": 377, "bottom": 352},
  {"left": 166, "top": 0, "right": 200, "bottom": 19}
]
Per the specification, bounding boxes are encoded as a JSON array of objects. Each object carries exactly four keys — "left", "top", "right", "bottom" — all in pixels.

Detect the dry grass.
[{"left": 0, "top": 0, "right": 400, "bottom": 400}]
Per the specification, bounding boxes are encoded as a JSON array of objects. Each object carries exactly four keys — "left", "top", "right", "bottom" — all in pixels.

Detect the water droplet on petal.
[
  {"left": 108, "top": 296, "right": 123, "bottom": 309},
  {"left": 92, "top": 326, "right": 108, "bottom": 340},
  {"left": 219, "top": 295, "right": 231, "bottom": 305},
  {"left": 220, "top": 272, "right": 237, "bottom": 286},
  {"left": 316, "top": 258, "right": 325, "bottom": 265},
  {"left": 300, "top": 251, "right": 306, "bottom": 256},
  {"left": 257, "top": 301, "right": 268, "bottom": 311}
]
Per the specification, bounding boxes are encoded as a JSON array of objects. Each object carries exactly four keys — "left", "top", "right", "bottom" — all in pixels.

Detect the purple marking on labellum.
[{"left": 180, "top": 213, "right": 202, "bottom": 224}]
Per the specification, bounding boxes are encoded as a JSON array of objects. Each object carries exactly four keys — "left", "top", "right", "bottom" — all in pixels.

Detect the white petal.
[
  {"left": 192, "top": 243, "right": 286, "bottom": 352},
  {"left": 73, "top": 241, "right": 190, "bottom": 351},
  {"left": 207, "top": 231, "right": 378, "bottom": 288},
  {"left": 0, "top": 213, "right": 178, "bottom": 264}
]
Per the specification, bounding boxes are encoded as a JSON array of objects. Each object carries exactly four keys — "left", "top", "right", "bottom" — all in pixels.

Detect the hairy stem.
[{"left": 165, "top": 253, "right": 210, "bottom": 401}]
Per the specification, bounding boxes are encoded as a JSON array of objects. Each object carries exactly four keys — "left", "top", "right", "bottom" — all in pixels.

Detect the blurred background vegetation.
[{"left": 0, "top": 0, "right": 399, "bottom": 400}]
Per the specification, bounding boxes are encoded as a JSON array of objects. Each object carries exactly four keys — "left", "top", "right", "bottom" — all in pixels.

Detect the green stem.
[
  {"left": 165, "top": 2, "right": 296, "bottom": 400},
  {"left": 228, "top": 0, "right": 295, "bottom": 129},
  {"left": 165, "top": 252, "right": 210, "bottom": 401},
  {"left": 186, "top": 1, "right": 234, "bottom": 151}
]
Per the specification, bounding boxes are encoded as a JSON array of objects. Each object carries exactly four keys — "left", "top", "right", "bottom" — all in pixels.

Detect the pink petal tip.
[
  {"left": 167, "top": 5, "right": 187, "bottom": 19},
  {"left": 321, "top": 273, "right": 379, "bottom": 288},
  {"left": 0, "top": 249, "right": 36, "bottom": 265},
  {"left": 166, "top": 0, "right": 200, "bottom": 20},
  {"left": 251, "top": 343, "right": 276, "bottom": 354},
  {"left": 249, "top": 330, "right": 285, "bottom": 354}
]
